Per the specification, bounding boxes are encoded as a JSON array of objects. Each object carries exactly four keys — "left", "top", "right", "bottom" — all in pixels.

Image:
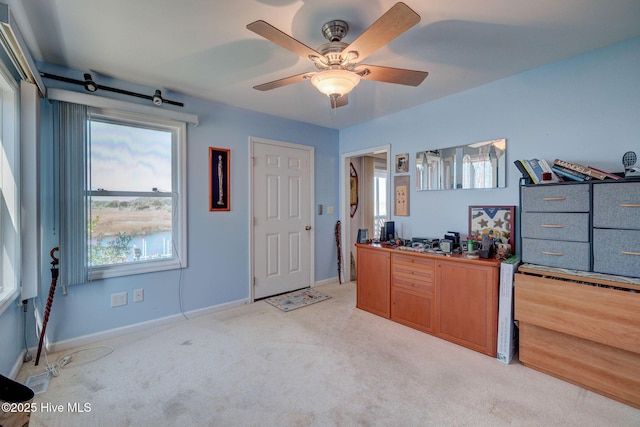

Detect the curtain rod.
[{"left": 46, "top": 88, "right": 199, "bottom": 126}]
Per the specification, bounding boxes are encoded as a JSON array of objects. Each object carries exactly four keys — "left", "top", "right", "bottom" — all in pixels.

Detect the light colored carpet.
[{"left": 17, "top": 281, "right": 639, "bottom": 426}]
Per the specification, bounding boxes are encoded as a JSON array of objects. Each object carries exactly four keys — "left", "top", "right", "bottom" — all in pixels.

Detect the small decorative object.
[
  {"left": 468, "top": 205, "right": 515, "bottom": 255},
  {"left": 622, "top": 151, "right": 640, "bottom": 178},
  {"left": 350, "top": 162, "right": 358, "bottom": 217},
  {"left": 209, "top": 147, "right": 230, "bottom": 211},
  {"left": 396, "top": 153, "right": 409, "bottom": 173},
  {"left": 394, "top": 175, "right": 410, "bottom": 216}
]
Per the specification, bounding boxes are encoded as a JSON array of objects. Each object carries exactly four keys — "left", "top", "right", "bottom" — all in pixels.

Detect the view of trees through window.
[{"left": 89, "top": 119, "right": 174, "bottom": 266}]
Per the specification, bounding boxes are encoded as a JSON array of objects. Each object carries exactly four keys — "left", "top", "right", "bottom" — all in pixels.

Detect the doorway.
[
  {"left": 250, "top": 137, "right": 315, "bottom": 300},
  {"left": 340, "top": 145, "right": 390, "bottom": 283}
]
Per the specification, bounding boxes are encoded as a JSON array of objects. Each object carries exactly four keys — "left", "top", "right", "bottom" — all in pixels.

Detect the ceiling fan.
[{"left": 247, "top": 2, "right": 428, "bottom": 108}]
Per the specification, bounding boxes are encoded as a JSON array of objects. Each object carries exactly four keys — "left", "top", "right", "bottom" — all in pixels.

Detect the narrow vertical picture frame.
[
  {"left": 394, "top": 175, "right": 410, "bottom": 216},
  {"left": 210, "top": 147, "right": 230, "bottom": 211}
]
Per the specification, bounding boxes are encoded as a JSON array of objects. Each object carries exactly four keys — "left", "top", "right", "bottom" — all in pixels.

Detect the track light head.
[
  {"left": 83, "top": 73, "right": 97, "bottom": 92},
  {"left": 152, "top": 90, "right": 163, "bottom": 106}
]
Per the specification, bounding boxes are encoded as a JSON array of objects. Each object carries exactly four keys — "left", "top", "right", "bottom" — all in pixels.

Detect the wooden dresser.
[
  {"left": 356, "top": 243, "right": 501, "bottom": 357},
  {"left": 515, "top": 264, "right": 640, "bottom": 409}
]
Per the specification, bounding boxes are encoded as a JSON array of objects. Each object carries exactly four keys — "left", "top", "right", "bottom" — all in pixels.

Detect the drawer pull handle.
[
  {"left": 543, "top": 197, "right": 566, "bottom": 201},
  {"left": 621, "top": 251, "right": 640, "bottom": 256},
  {"left": 541, "top": 224, "right": 565, "bottom": 229},
  {"left": 619, "top": 203, "right": 640, "bottom": 208},
  {"left": 542, "top": 251, "right": 564, "bottom": 256}
]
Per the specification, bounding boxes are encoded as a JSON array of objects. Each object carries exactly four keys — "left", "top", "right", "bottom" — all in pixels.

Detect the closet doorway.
[{"left": 340, "top": 145, "right": 390, "bottom": 283}]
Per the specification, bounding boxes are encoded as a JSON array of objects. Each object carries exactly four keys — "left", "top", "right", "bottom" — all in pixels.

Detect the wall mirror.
[{"left": 416, "top": 138, "right": 507, "bottom": 190}]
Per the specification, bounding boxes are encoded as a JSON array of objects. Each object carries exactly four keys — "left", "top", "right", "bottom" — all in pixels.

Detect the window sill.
[{"left": 90, "top": 257, "right": 186, "bottom": 281}]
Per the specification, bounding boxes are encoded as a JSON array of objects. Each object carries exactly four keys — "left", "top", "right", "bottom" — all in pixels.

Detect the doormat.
[{"left": 265, "top": 288, "right": 331, "bottom": 312}]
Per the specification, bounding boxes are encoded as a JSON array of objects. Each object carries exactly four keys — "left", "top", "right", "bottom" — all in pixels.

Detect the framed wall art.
[
  {"left": 468, "top": 205, "right": 515, "bottom": 253},
  {"left": 209, "top": 147, "right": 230, "bottom": 211},
  {"left": 394, "top": 175, "right": 410, "bottom": 216},
  {"left": 395, "top": 153, "right": 409, "bottom": 173}
]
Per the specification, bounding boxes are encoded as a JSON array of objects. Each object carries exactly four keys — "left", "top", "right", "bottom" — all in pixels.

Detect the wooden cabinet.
[
  {"left": 436, "top": 260, "right": 499, "bottom": 356},
  {"left": 515, "top": 265, "right": 640, "bottom": 409},
  {"left": 356, "top": 244, "right": 500, "bottom": 356},
  {"left": 391, "top": 253, "right": 435, "bottom": 333},
  {"left": 356, "top": 245, "right": 390, "bottom": 318}
]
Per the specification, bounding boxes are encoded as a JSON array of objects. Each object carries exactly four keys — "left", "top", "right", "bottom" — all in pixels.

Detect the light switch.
[
  {"left": 318, "top": 204, "right": 323, "bottom": 215},
  {"left": 327, "top": 206, "right": 334, "bottom": 214}
]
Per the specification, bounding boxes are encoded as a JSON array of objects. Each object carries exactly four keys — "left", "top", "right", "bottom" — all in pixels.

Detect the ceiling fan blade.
[
  {"left": 247, "top": 20, "right": 323, "bottom": 61},
  {"left": 331, "top": 94, "right": 349, "bottom": 109},
  {"left": 253, "top": 72, "right": 314, "bottom": 91},
  {"left": 344, "top": 2, "right": 420, "bottom": 63},
  {"left": 356, "top": 65, "right": 428, "bottom": 86}
]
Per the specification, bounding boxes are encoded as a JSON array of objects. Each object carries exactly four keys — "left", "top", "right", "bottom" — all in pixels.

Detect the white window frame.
[
  {"left": 87, "top": 107, "right": 187, "bottom": 280},
  {"left": 0, "top": 58, "right": 19, "bottom": 314}
]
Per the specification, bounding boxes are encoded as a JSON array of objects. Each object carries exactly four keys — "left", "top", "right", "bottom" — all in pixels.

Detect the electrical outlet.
[
  {"left": 111, "top": 292, "right": 127, "bottom": 307},
  {"left": 134, "top": 288, "right": 144, "bottom": 303}
]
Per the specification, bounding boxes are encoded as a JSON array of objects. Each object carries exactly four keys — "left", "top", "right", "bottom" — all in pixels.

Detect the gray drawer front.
[
  {"left": 522, "top": 184, "right": 590, "bottom": 212},
  {"left": 522, "top": 238, "right": 590, "bottom": 271},
  {"left": 593, "top": 182, "right": 640, "bottom": 230},
  {"left": 521, "top": 212, "right": 589, "bottom": 242},
  {"left": 593, "top": 229, "right": 640, "bottom": 278}
]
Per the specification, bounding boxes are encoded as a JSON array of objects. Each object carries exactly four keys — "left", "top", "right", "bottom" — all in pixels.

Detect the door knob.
[{"left": 305, "top": 226, "right": 312, "bottom": 230}]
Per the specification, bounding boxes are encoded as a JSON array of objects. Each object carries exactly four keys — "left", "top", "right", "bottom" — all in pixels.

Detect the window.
[
  {"left": 373, "top": 172, "right": 387, "bottom": 240},
  {"left": 0, "top": 60, "right": 19, "bottom": 311},
  {"left": 87, "top": 108, "right": 187, "bottom": 279}
]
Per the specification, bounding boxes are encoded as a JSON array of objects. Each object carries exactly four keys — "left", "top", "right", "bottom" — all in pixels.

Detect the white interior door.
[{"left": 252, "top": 138, "right": 314, "bottom": 299}]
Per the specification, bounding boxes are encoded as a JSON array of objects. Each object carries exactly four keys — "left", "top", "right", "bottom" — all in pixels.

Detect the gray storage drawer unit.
[
  {"left": 592, "top": 181, "right": 640, "bottom": 278},
  {"left": 521, "top": 212, "right": 590, "bottom": 242},
  {"left": 521, "top": 182, "right": 591, "bottom": 270},
  {"left": 593, "top": 229, "right": 640, "bottom": 277},
  {"left": 522, "top": 184, "right": 590, "bottom": 213},
  {"left": 522, "top": 238, "right": 590, "bottom": 271},
  {"left": 593, "top": 182, "right": 640, "bottom": 230},
  {"left": 521, "top": 179, "right": 640, "bottom": 279}
]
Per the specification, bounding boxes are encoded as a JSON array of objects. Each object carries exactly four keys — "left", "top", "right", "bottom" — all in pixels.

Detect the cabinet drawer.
[
  {"left": 521, "top": 212, "right": 589, "bottom": 242},
  {"left": 522, "top": 238, "right": 590, "bottom": 271},
  {"left": 522, "top": 184, "right": 590, "bottom": 212},
  {"left": 391, "top": 254, "right": 434, "bottom": 280},
  {"left": 593, "top": 182, "right": 640, "bottom": 230},
  {"left": 593, "top": 229, "right": 640, "bottom": 278},
  {"left": 392, "top": 276, "right": 434, "bottom": 294}
]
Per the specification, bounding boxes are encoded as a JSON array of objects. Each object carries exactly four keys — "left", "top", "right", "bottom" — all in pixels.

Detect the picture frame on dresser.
[{"left": 469, "top": 205, "right": 515, "bottom": 254}]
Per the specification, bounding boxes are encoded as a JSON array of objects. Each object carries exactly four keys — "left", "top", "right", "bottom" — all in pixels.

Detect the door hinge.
[{"left": 253, "top": 277, "right": 256, "bottom": 287}]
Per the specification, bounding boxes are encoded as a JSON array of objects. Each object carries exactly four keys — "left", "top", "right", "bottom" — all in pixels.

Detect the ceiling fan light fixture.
[{"left": 310, "top": 69, "right": 360, "bottom": 98}]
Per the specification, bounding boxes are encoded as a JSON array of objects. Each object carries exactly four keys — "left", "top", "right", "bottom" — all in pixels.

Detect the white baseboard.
[
  {"left": 314, "top": 277, "right": 339, "bottom": 287},
  {"left": 9, "top": 350, "right": 26, "bottom": 380},
  {"left": 33, "top": 298, "right": 249, "bottom": 354}
]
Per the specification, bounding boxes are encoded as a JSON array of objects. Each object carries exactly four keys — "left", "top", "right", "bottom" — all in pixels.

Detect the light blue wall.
[
  {"left": 0, "top": 301, "right": 24, "bottom": 376},
  {"left": 30, "top": 63, "right": 339, "bottom": 345},
  {"left": 340, "top": 37, "right": 640, "bottom": 243},
  {"left": 3, "top": 36, "right": 639, "bottom": 373}
]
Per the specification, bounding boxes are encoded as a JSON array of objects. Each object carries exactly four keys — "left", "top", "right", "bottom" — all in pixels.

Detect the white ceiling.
[{"left": 7, "top": 0, "right": 640, "bottom": 129}]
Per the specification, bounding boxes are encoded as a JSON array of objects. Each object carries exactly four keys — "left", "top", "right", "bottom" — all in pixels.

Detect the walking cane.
[
  {"left": 35, "top": 247, "right": 59, "bottom": 366},
  {"left": 335, "top": 221, "right": 342, "bottom": 284}
]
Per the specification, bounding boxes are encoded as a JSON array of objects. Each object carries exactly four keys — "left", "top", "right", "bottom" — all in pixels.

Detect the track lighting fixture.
[
  {"left": 83, "top": 73, "right": 97, "bottom": 92},
  {"left": 40, "top": 72, "right": 184, "bottom": 107},
  {"left": 152, "top": 90, "right": 163, "bottom": 106}
]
